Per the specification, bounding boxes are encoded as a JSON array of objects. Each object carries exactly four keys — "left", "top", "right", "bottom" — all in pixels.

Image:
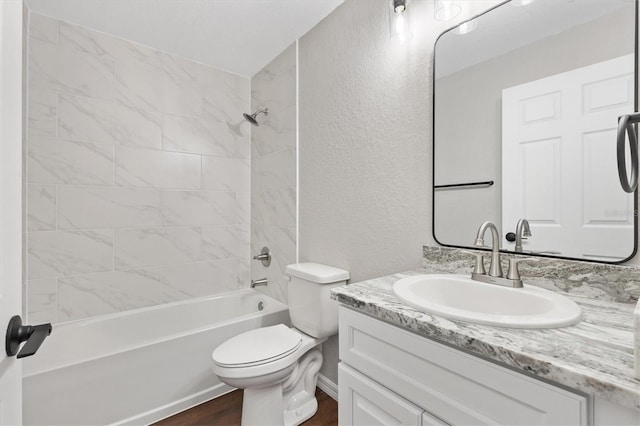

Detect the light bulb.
[{"left": 389, "top": 0, "right": 412, "bottom": 40}]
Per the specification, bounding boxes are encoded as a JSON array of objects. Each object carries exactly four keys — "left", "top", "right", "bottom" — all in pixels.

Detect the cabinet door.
[{"left": 338, "top": 363, "right": 423, "bottom": 426}]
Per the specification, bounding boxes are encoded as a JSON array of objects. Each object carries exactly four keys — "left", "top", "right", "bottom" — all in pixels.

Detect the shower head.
[{"left": 243, "top": 108, "right": 269, "bottom": 126}]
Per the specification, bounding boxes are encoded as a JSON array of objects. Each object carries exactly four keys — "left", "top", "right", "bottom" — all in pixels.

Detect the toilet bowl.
[
  {"left": 211, "top": 263, "right": 349, "bottom": 426},
  {"left": 213, "top": 324, "right": 326, "bottom": 425}
]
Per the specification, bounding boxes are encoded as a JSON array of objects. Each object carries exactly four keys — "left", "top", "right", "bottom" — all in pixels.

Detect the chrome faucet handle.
[
  {"left": 252, "top": 246, "right": 271, "bottom": 267},
  {"left": 506, "top": 257, "right": 539, "bottom": 281},
  {"left": 461, "top": 250, "right": 486, "bottom": 275}
]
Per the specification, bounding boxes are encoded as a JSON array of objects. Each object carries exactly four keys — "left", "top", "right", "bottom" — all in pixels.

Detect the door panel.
[{"left": 503, "top": 55, "right": 634, "bottom": 260}]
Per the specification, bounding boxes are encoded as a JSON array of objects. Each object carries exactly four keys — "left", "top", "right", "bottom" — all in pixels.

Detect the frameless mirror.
[{"left": 433, "top": 0, "right": 638, "bottom": 263}]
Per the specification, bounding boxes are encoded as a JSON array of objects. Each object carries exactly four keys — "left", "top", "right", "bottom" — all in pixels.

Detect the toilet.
[{"left": 211, "top": 263, "right": 349, "bottom": 426}]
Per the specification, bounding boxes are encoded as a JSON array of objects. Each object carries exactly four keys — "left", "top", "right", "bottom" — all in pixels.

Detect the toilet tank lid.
[{"left": 285, "top": 263, "right": 350, "bottom": 284}]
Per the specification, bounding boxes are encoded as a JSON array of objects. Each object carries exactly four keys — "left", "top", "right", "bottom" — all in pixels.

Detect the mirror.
[{"left": 433, "top": 0, "right": 638, "bottom": 263}]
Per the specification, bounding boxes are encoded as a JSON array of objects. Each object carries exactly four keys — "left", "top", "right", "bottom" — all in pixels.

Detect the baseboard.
[{"left": 317, "top": 373, "right": 338, "bottom": 401}]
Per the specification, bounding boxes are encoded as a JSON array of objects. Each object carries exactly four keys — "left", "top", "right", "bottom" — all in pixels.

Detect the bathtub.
[{"left": 23, "top": 289, "right": 290, "bottom": 426}]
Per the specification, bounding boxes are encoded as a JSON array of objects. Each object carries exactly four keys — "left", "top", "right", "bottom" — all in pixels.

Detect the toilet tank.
[{"left": 285, "top": 263, "right": 350, "bottom": 338}]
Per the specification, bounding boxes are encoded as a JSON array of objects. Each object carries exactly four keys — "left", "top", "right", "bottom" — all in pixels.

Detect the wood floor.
[{"left": 154, "top": 388, "right": 338, "bottom": 426}]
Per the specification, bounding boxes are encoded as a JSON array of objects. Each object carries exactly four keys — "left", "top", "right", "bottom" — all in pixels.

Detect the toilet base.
[
  {"left": 234, "top": 348, "right": 323, "bottom": 426},
  {"left": 281, "top": 349, "right": 323, "bottom": 426},
  {"left": 242, "top": 384, "right": 285, "bottom": 426},
  {"left": 284, "top": 396, "right": 318, "bottom": 426},
  {"left": 240, "top": 385, "right": 319, "bottom": 426}
]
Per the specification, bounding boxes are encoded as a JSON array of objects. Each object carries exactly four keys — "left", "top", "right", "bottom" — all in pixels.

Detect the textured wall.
[
  {"left": 250, "top": 43, "right": 297, "bottom": 304},
  {"left": 297, "top": 0, "right": 494, "bottom": 384},
  {"left": 298, "top": 0, "right": 432, "bottom": 384},
  {"left": 26, "top": 12, "right": 251, "bottom": 324}
]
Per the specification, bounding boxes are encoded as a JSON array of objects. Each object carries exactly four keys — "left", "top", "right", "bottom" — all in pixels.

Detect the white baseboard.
[{"left": 317, "top": 373, "right": 338, "bottom": 401}]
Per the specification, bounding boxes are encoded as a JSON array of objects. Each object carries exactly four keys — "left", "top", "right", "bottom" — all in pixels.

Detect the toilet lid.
[{"left": 212, "top": 324, "right": 302, "bottom": 367}]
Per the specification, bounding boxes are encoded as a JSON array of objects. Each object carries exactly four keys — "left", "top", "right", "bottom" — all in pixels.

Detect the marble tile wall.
[
  {"left": 26, "top": 12, "right": 251, "bottom": 324},
  {"left": 250, "top": 44, "right": 297, "bottom": 304}
]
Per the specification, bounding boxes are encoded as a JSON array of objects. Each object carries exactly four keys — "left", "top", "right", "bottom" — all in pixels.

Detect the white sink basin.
[{"left": 392, "top": 274, "right": 582, "bottom": 329}]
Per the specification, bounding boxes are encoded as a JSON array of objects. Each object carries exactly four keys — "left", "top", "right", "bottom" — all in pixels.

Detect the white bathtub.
[{"left": 23, "top": 289, "right": 290, "bottom": 426}]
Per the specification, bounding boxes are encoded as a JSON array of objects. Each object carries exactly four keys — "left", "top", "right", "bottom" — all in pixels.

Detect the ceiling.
[{"left": 25, "top": 0, "right": 344, "bottom": 77}]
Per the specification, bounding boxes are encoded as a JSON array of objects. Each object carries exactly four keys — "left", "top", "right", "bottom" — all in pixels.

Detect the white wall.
[
  {"left": 297, "top": 0, "right": 496, "bottom": 384},
  {"left": 26, "top": 12, "right": 252, "bottom": 324}
]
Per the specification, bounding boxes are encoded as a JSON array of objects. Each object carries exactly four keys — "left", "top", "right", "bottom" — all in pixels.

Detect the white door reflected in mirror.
[{"left": 502, "top": 55, "right": 635, "bottom": 261}]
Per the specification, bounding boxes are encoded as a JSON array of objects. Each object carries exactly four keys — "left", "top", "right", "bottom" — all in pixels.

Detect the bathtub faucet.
[{"left": 251, "top": 278, "right": 268, "bottom": 288}]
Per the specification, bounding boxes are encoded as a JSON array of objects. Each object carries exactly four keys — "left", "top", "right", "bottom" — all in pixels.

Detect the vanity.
[
  {"left": 332, "top": 263, "right": 640, "bottom": 425},
  {"left": 337, "top": 307, "right": 586, "bottom": 425}
]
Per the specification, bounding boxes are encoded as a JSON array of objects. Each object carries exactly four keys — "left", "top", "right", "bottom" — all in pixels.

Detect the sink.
[{"left": 392, "top": 274, "right": 582, "bottom": 329}]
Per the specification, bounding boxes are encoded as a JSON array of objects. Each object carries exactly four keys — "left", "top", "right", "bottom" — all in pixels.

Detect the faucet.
[
  {"left": 470, "top": 221, "right": 538, "bottom": 288},
  {"left": 473, "top": 221, "right": 503, "bottom": 277},
  {"left": 252, "top": 246, "right": 271, "bottom": 267},
  {"left": 250, "top": 278, "right": 268, "bottom": 288},
  {"left": 514, "top": 219, "right": 532, "bottom": 253}
]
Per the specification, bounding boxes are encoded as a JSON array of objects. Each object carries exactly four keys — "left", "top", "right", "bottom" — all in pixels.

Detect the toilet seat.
[
  {"left": 213, "top": 324, "right": 303, "bottom": 368},
  {"left": 212, "top": 327, "right": 325, "bottom": 381}
]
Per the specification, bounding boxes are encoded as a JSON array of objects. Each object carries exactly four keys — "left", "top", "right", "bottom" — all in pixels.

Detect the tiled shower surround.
[
  {"left": 250, "top": 43, "right": 297, "bottom": 304},
  {"left": 26, "top": 13, "right": 251, "bottom": 323}
]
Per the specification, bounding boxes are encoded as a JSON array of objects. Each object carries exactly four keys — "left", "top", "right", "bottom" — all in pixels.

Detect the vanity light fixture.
[
  {"left": 389, "top": 0, "right": 412, "bottom": 40},
  {"left": 453, "top": 18, "right": 478, "bottom": 35},
  {"left": 434, "top": 0, "right": 461, "bottom": 21}
]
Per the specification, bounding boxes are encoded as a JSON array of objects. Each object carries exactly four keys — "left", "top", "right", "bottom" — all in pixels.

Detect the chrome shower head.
[
  {"left": 243, "top": 112, "right": 258, "bottom": 126},
  {"left": 243, "top": 108, "right": 268, "bottom": 126}
]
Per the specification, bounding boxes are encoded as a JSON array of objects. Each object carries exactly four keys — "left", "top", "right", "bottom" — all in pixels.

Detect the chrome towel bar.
[{"left": 434, "top": 180, "right": 494, "bottom": 190}]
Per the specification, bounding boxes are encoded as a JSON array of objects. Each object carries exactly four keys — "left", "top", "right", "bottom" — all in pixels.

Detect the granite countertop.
[{"left": 331, "top": 270, "right": 640, "bottom": 411}]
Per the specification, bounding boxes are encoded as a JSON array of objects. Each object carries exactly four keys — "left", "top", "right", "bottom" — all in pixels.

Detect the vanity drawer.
[
  {"left": 339, "top": 307, "right": 588, "bottom": 426},
  {"left": 339, "top": 363, "right": 425, "bottom": 425}
]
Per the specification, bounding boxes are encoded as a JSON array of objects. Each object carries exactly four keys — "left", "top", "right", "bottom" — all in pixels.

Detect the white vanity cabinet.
[{"left": 338, "top": 307, "right": 591, "bottom": 425}]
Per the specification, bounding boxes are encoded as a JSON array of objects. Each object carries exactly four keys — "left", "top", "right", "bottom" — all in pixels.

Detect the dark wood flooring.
[{"left": 154, "top": 388, "right": 338, "bottom": 426}]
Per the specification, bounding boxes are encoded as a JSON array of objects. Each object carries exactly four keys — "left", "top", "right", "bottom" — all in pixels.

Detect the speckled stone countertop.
[{"left": 331, "top": 270, "right": 640, "bottom": 411}]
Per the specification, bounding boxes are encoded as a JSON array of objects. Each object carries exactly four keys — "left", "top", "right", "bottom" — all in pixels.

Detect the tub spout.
[{"left": 251, "top": 278, "right": 268, "bottom": 288}]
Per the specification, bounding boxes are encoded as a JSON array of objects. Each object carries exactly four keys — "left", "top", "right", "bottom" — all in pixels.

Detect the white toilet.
[{"left": 211, "top": 263, "right": 349, "bottom": 426}]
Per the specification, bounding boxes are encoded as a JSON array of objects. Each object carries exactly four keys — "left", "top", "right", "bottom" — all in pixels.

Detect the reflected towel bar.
[
  {"left": 434, "top": 180, "right": 494, "bottom": 190},
  {"left": 617, "top": 113, "right": 640, "bottom": 193}
]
